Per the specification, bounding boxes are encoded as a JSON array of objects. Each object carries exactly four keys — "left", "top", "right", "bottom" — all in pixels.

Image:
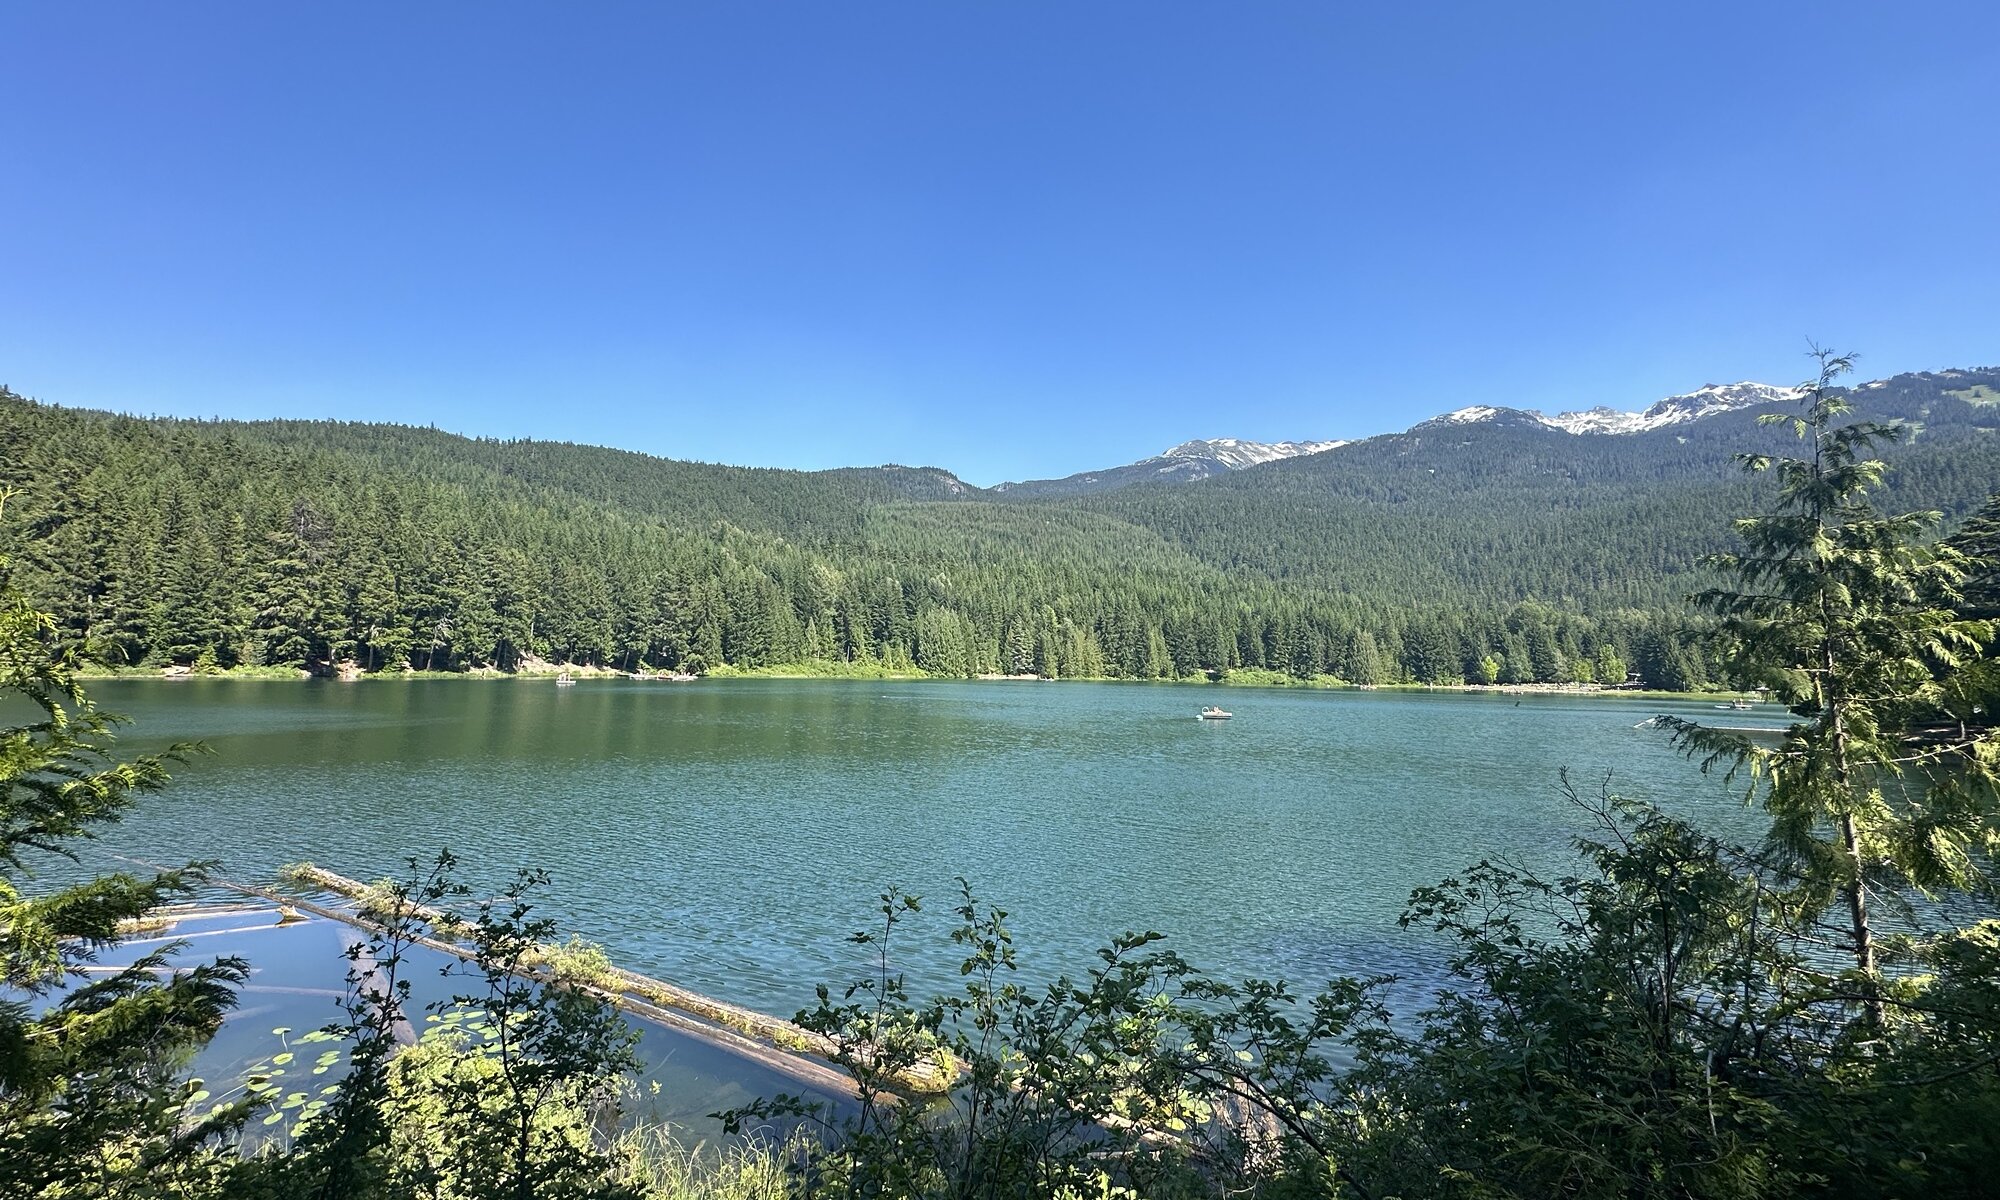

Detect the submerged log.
[{"left": 273, "top": 863, "right": 949, "bottom": 1094}]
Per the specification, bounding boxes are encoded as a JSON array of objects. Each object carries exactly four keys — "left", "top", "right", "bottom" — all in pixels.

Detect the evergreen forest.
[
  {"left": 3, "top": 366, "right": 1997, "bottom": 690},
  {"left": 9, "top": 352, "right": 2000, "bottom": 1198}
]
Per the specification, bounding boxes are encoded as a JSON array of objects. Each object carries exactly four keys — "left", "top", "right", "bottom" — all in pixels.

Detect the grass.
[
  {"left": 531, "top": 935, "right": 622, "bottom": 991},
  {"left": 1217, "top": 668, "right": 1348, "bottom": 689},
  {"left": 1946, "top": 384, "right": 2000, "bottom": 407},
  {"left": 607, "top": 1127, "right": 795, "bottom": 1200},
  {"left": 704, "top": 659, "right": 930, "bottom": 680},
  {"left": 363, "top": 668, "right": 515, "bottom": 681},
  {"left": 353, "top": 877, "right": 408, "bottom": 922},
  {"left": 72, "top": 662, "right": 304, "bottom": 679}
]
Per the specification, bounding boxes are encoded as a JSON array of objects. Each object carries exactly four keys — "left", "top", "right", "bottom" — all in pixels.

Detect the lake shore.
[{"left": 71, "top": 661, "right": 1732, "bottom": 702}]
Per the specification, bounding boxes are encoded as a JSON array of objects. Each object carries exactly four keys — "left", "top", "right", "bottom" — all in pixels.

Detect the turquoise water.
[
  {"left": 69, "top": 679, "right": 1772, "bottom": 1020},
  {"left": 84, "top": 905, "right": 846, "bottom": 1141}
]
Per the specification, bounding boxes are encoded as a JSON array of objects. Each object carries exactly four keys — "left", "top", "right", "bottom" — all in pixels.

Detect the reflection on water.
[
  {"left": 59, "top": 903, "right": 847, "bottom": 1143},
  {"left": 69, "top": 679, "right": 1771, "bottom": 1020}
]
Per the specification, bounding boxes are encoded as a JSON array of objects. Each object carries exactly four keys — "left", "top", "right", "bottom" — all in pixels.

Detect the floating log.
[
  {"left": 272, "top": 864, "right": 946, "bottom": 1094},
  {"left": 109, "top": 855, "right": 948, "bottom": 1096}
]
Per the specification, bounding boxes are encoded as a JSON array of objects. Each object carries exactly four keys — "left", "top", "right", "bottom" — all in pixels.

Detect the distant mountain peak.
[
  {"left": 883, "top": 464, "right": 975, "bottom": 495},
  {"left": 992, "top": 436, "right": 1345, "bottom": 497},
  {"left": 1414, "top": 405, "right": 1553, "bottom": 432},
  {"left": 1157, "top": 437, "right": 1347, "bottom": 469},
  {"left": 1555, "top": 381, "right": 1803, "bottom": 434},
  {"left": 833, "top": 463, "right": 985, "bottom": 500},
  {"left": 999, "top": 378, "right": 1815, "bottom": 500},
  {"left": 1421, "top": 382, "right": 1803, "bottom": 437}
]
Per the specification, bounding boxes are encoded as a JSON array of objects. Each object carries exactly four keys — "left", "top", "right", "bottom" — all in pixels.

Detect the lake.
[{"left": 69, "top": 678, "right": 1773, "bottom": 1021}]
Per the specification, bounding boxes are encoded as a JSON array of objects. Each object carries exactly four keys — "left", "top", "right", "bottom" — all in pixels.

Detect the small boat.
[
  {"left": 555, "top": 671, "right": 576, "bottom": 687},
  {"left": 1198, "top": 706, "right": 1232, "bottom": 720},
  {"left": 1712, "top": 698, "right": 1755, "bottom": 710}
]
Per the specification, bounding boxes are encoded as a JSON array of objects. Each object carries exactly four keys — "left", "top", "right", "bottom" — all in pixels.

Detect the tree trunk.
[
  {"left": 1840, "top": 811, "right": 1885, "bottom": 1032},
  {"left": 1824, "top": 630, "right": 1885, "bottom": 1032}
]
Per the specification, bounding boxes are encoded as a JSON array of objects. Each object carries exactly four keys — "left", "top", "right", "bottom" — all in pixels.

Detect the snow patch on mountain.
[
  {"left": 1157, "top": 437, "right": 1348, "bottom": 468},
  {"left": 993, "top": 381, "right": 1809, "bottom": 496},
  {"left": 1543, "top": 382, "right": 1803, "bottom": 434},
  {"left": 1427, "top": 406, "right": 1516, "bottom": 427},
  {"left": 1421, "top": 383, "right": 1803, "bottom": 437}
]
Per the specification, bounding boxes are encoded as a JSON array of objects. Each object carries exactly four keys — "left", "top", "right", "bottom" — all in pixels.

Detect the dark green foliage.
[
  {"left": 0, "top": 508, "right": 252, "bottom": 1195},
  {"left": 6, "top": 368, "right": 1997, "bottom": 687},
  {"left": 756, "top": 774, "right": 2000, "bottom": 1199},
  {"left": 1051, "top": 368, "right": 2000, "bottom": 610},
  {"left": 1949, "top": 490, "right": 2000, "bottom": 621},
  {"left": 0, "top": 540, "right": 651, "bottom": 1197},
  {"left": 722, "top": 881, "right": 1372, "bottom": 1200},
  {"left": 1663, "top": 351, "right": 2000, "bottom": 1027},
  {"left": 1341, "top": 780, "right": 1820, "bottom": 1199}
]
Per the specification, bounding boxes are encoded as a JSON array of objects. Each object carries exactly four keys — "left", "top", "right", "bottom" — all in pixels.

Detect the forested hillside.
[
  {"left": 1059, "top": 368, "right": 2000, "bottom": 609},
  {"left": 3, "top": 367, "right": 1995, "bottom": 688}
]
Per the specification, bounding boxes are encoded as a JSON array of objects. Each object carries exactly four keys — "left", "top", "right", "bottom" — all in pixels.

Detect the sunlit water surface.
[{"left": 65, "top": 679, "right": 1774, "bottom": 1019}]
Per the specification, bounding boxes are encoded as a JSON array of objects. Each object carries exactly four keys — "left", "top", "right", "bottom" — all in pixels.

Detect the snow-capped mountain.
[
  {"left": 994, "top": 437, "right": 1344, "bottom": 497},
  {"left": 1542, "top": 382, "right": 1803, "bottom": 434},
  {"left": 1413, "top": 405, "right": 1560, "bottom": 432},
  {"left": 1157, "top": 438, "right": 1348, "bottom": 469},
  {"left": 1421, "top": 382, "right": 1802, "bottom": 437},
  {"left": 996, "top": 379, "right": 1821, "bottom": 499}
]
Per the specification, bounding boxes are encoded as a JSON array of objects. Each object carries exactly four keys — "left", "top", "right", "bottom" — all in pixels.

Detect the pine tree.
[
  {"left": 1002, "top": 610, "right": 1035, "bottom": 676},
  {"left": 252, "top": 500, "right": 336, "bottom": 668},
  {"left": 151, "top": 517, "right": 229, "bottom": 666},
  {"left": 0, "top": 496, "right": 250, "bottom": 1194},
  {"left": 1951, "top": 491, "right": 2000, "bottom": 621},
  {"left": 915, "top": 606, "right": 972, "bottom": 678},
  {"left": 1667, "top": 350, "right": 2000, "bottom": 1028},
  {"left": 1344, "top": 629, "right": 1384, "bottom": 686}
]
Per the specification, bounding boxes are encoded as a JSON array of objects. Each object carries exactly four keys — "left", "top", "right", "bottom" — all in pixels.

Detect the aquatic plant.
[{"left": 531, "top": 934, "right": 622, "bottom": 992}]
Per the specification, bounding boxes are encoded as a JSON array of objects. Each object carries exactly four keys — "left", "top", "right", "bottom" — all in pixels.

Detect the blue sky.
[{"left": 5, "top": 2, "right": 1996, "bottom": 486}]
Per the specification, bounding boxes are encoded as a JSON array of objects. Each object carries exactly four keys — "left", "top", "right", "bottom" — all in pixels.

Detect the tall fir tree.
[{"left": 1668, "top": 350, "right": 2000, "bottom": 1027}]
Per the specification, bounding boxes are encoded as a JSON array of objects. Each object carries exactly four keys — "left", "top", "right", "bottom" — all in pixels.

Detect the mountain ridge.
[
  {"left": 991, "top": 437, "right": 1346, "bottom": 498},
  {"left": 1419, "top": 382, "right": 1805, "bottom": 437},
  {"left": 11, "top": 368, "right": 1991, "bottom": 498},
  {"left": 3, "top": 364, "right": 1996, "bottom": 687},
  {"left": 981, "top": 374, "right": 1925, "bottom": 498}
]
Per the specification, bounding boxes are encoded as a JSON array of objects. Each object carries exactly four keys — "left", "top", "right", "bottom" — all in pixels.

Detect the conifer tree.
[
  {"left": 1668, "top": 350, "right": 2000, "bottom": 1028},
  {"left": 253, "top": 501, "right": 336, "bottom": 668},
  {"left": 0, "top": 493, "right": 249, "bottom": 1194},
  {"left": 1952, "top": 491, "right": 2000, "bottom": 621}
]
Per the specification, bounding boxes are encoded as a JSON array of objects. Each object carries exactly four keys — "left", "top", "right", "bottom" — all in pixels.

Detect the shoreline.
[{"left": 71, "top": 664, "right": 1731, "bottom": 703}]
